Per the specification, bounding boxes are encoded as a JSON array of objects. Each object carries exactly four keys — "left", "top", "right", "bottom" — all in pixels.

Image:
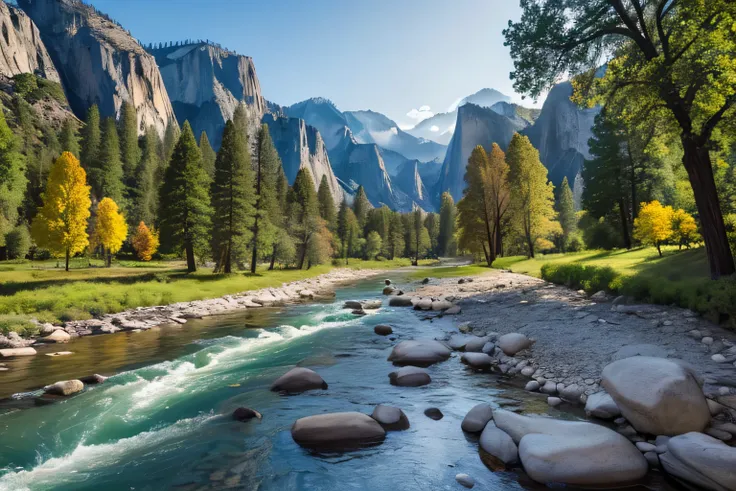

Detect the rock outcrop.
[
  {"left": 149, "top": 42, "right": 265, "bottom": 147},
  {"left": 660, "top": 432, "right": 736, "bottom": 491},
  {"left": 393, "top": 159, "right": 434, "bottom": 211},
  {"left": 0, "top": 2, "right": 58, "bottom": 81},
  {"left": 19, "top": 0, "right": 175, "bottom": 136}
]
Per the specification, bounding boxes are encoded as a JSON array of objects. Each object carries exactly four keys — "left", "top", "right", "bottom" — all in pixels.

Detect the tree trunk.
[
  {"left": 481, "top": 242, "right": 491, "bottom": 266},
  {"left": 484, "top": 214, "right": 496, "bottom": 265},
  {"left": 657, "top": 243, "right": 662, "bottom": 257},
  {"left": 681, "top": 139, "right": 735, "bottom": 278},
  {"left": 527, "top": 235, "right": 535, "bottom": 258},
  {"left": 106, "top": 249, "right": 111, "bottom": 267},
  {"left": 618, "top": 198, "right": 632, "bottom": 249},
  {"left": 185, "top": 241, "right": 197, "bottom": 272},
  {"left": 269, "top": 247, "right": 276, "bottom": 271},
  {"left": 224, "top": 248, "right": 231, "bottom": 274},
  {"left": 65, "top": 248, "right": 70, "bottom": 272}
]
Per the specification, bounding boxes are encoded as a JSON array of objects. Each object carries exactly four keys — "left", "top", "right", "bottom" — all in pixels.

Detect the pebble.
[
  {"left": 701, "top": 337, "right": 714, "bottom": 345},
  {"left": 455, "top": 474, "right": 475, "bottom": 488},
  {"left": 525, "top": 381, "right": 540, "bottom": 392},
  {"left": 711, "top": 354, "right": 727, "bottom": 363},
  {"left": 547, "top": 397, "right": 562, "bottom": 407}
]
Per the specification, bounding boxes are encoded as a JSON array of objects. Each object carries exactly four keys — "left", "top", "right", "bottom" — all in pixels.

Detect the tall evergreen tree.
[
  {"left": 352, "top": 185, "right": 371, "bottom": 231},
  {"left": 80, "top": 104, "right": 101, "bottom": 188},
  {"left": 387, "top": 211, "right": 405, "bottom": 260},
  {"left": 159, "top": 121, "right": 212, "bottom": 272},
  {"left": 438, "top": 192, "right": 456, "bottom": 256},
  {"left": 232, "top": 103, "right": 249, "bottom": 139},
  {"left": 98, "top": 117, "right": 125, "bottom": 206},
  {"left": 269, "top": 164, "right": 290, "bottom": 270},
  {"left": 0, "top": 107, "right": 26, "bottom": 252},
  {"left": 159, "top": 120, "right": 180, "bottom": 183},
  {"left": 408, "top": 209, "right": 430, "bottom": 265},
  {"left": 134, "top": 126, "right": 161, "bottom": 226},
  {"left": 211, "top": 120, "right": 255, "bottom": 273},
  {"left": 250, "top": 124, "right": 280, "bottom": 273},
  {"left": 424, "top": 212, "right": 440, "bottom": 256},
  {"left": 288, "top": 168, "right": 319, "bottom": 269},
  {"left": 317, "top": 175, "right": 337, "bottom": 231},
  {"left": 365, "top": 205, "right": 391, "bottom": 257},
  {"left": 556, "top": 176, "right": 577, "bottom": 251},
  {"left": 119, "top": 101, "right": 140, "bottom": 182},
  {"left": 59, "top": 118, "right": 80, "bottom": 158},
  {"left": 336, "top": 199, "right": 359, "bottom": 264},
  {"left": 199, "top": 131, "right": 216, "bottom": 179}
]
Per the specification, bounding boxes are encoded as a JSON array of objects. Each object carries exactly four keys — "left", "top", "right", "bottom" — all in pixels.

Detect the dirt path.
[{"left": 413, "top": 269, "right": 736, "bottom": 400}]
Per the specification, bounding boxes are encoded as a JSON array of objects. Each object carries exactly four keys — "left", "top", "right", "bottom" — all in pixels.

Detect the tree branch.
[
  {"left": 608, "top": 0, "right": 658, "bottom": 59},
  {"left": 655, "top": 0, "right": 670, "bottom": 60},
  {"left": 547, "top": 26, "right": 638, "bottom": 51},
  {"left": 631, "top": 0, "right": 652, "bottom": 45},
  {"left": 699, "top": 93, "right": 736, "bottom": 145}
]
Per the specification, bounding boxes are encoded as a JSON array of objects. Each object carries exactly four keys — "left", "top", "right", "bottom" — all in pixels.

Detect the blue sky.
[{"left": 89, "top": 0, "right": 536, "bottom": 129}]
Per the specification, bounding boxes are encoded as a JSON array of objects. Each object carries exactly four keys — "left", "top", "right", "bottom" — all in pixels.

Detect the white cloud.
[
  {"left": 398, "top": 123, "right": 414, "bottom": 131},
  {"left": 406, "top": 105, "right": 434, "bottom": 123},
  {"left": 430, "top": 125, "right": 439, "bottom": 132}
]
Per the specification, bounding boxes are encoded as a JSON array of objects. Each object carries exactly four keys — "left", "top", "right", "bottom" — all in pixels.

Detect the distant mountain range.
[{"left": 3, "top": 0, "right": 597, "bottom": 214}]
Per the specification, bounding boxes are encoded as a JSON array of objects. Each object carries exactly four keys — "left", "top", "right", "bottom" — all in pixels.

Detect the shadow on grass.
[{"left": 628, "top": 248, "right": 708, "bottom": 281}]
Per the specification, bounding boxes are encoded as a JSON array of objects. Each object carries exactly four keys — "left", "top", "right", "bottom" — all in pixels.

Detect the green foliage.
[
  {"left": 198, "top": 131, "right": 216, "bottom": 179},
  {"left": 317, "top": 175, "right": 337, "bottom": 231},
  {"left": 59, "top": 118, "right": 80, "bottom": 158},
  {"left": 424, "top": 212, "right": 439, "bottom": 256},
  {"left": 406, "top": 209, "right": 431, "bottom": 264},
  {"left": 438, "top": 192, "right": 456, "bottom": 256},
  {"left": 365, "top": 231, "right": 382, "bottom": 260},
  {"left": 133, "top": 126, "right": 161, "bottom": 226},
  {"left": 119, "top": 101, "right": 140, "bottom": 183},
  {"left": 5, "top": 224, "right": 31, "bottom": 259},
  {"left": 252, "top": 124, "right": 282, "bottom": 270},
  {"left": 556, "top": 176, "right": 576, "bottom": 248},
  {"left": 159, "top": 121, "right": 180, "bottom": 182},
  {"left": 387, "top": 211, "right": 405, "bottom": 260},
  {"left": 13, "top": 74, "right": 66, "bottom": 105},
  {"left": 80, "top": 104, "right": 101, "bottom": 173},
  {"left": 98, "top": 117, "right": 125, "bottom": 206},
  {"left": 337, "top": 200, "right": 360, "bottom": 263},
  {"left": 288, "top": 168, "right": 320, "bottom": 269},
  {"left": 159, "top": 121, "right": 212, "bottom": 272},
  {"left": 352, "top": 185, "right": 371, "bottom": 231},
  {"left": 210, "top": 120, "right": 255, "bottom": 273},
  {"left": 0, "top": 105, "right": 26, "bottom": 246}
]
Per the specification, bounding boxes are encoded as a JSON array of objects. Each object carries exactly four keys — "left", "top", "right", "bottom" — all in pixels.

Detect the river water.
[{"left": 0, "top": 274, "right": 667, "bottom": 491}]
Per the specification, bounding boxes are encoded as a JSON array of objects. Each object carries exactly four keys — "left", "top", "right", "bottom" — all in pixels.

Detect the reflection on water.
[{"left": 0, "top": 275, "right": 674, "bottom": 491}]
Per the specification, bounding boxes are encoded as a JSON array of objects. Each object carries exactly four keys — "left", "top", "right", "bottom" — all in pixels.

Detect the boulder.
[
  {"left": 388, "top": 296, "right": 413, "bottom": 307},
  {"left": 382, "top": 286, "right": 395, "bottom": 295},
  {"left": 424, "top": 407, "right": 443, "bottom": 420},
  {"left": 540, "top": 381, "right": 558, "bottom": 395},
  {"left": 299, "top": 290, "right": 315, "bottom": 299},
  {"left": 0, "top": 347, "right": 37, "bottom": 357},
  {"left": 447, "top": 334, "right": 471, "bottom": 351},
  {"left": 493, "top": 409, "right": 648, "bottom": 486},
  {"left": 352, "top": 309, "right": 366, "bottom": 316},
  {"left": 497, "top": 333, "right": 534, "bottom": 355},
  {"left": 413, "top": 298, "right": 432, "bottom": 310},
  {"left": 362, "top": 300, "right": 382, "bottom": 310},
  {"left": 585, "top": 392, "right": 621, "bottom": 419},
  {"left": 455, "top": 474, "right": 475, "bottom": 489},
  {"left": 461, "top": 352, "right": 493, "bottom": 370},
  {"left": 343, "top": 300, "right": 363, "bottom": 309},
  {"left": 385, "top": 279, "right": 391, "bottom": 286},
  {"left": 79, "top": 374, "right": 107, "bottom": 385},
  {"left": 479, "top": 423, "right": 518, "bottom": 465},
  {"left": 389, "top": 366, "right": 431, "bottom": 387},
  {"left": 461, "top": 403, "right": 493, "bottom": 433},
  {"left": 421, "top": 277, "right": 430, "bottom": 284},
  {"left": 601, "top": 356, "right": 710, "bottom": 435},
  {"left": 431, "top": 300, "right": 453, "bottom": 311},
  {"left": 270, "top": 367, "right": 328, "bottom": 393},
  {"left": 444, "top": 306, "right": 462, "bottom": 315},
  {"left": 560, "top": 384, "right": 584, "bottom": 401},
  {"left": 387, "top": 339, "right": 451, "bottom": 367},
  {"left": 525, "top": 381, "right": 540, "bottom": 392},
  {"left": 660, "top": 432, "right": 736, "bottom": 491},
  {"left": 370, "top": 405, "right": 410, "bottom": 431},
  {"left": 291, "top": 412, "right": 386, "bottom": 449},
  {"left": 374, "top": 324, "right": 393, "bottom": 336},
  {"left": 41, "top": 329, "right": 71, "bottom": 344},
  {"left": 44, "top": 380, "right": 84, "bottom": 396},
  {"left": 233, "top": 407, "right": 262, "bottom": 421},
  {"left": 464, "top": 336, "right": 490, "bottom": 353}
]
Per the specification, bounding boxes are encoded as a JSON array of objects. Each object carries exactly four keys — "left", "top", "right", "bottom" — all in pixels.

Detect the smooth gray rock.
[
  {"left": 464, "top": 336, "right": 490, "bottom": 353},
  {"left": 413, "top": 298, "right": 433, "bottom": 310},
  {"left": 424, "top": 407, "right": 443, "bottom": 420},
  {"left": 270, "top": 367, "right": 328, "bottom": 393},
  {"left": 461, "top": 404, "right": 493, "bottom": 433},
  {"left": 540, "top": 381, "right": 557, "bottom": 395},
  {"left": 233, "top": 407, "right": 262, "bottom": 421},
  {"left": 585, "top": 392, "right": 621, "bottom": 419},
  {"left": 547, "top": 397, "right": 562, "bottom": 407},
  {"left": 343, "top": 300, "right": 363, "bottom": 309},
  {"left": 79, "top": 374, "right": 107, "bottom": 385},
  {"left": 431, "top": 300, "right": 453, "bottom": 311},
  {"left": 493, "top": 409, "right": 648, "bottom": 486},
  {"left": 460, "top": 352, "right": 493, "bottom": 370},
  {"left": 291, "top": 412, "right": 385, "bottom": 449},
  {"left": 389, "top": 366, "right": 431, "bottom": 387},
  {"left": 374, "top": 324, "right": 393, "bottom": 336},
  {"left": 455, "top": 473, "right": 475, "bottom": 488},
  {"left": 525, "top": 381, "right": 540, "bottom": 392},
  {"left": 601, "top": 356, "right": 710, "bottom": 435},
  {"left": 445, "top": 305, "right": 462, "bottom": 315},
  {"left": 497, "top": 333, "right": 534, "bottom": 355},
  {"left": 389, "top": 296, "right": 413, "bottom": 307},
  {"left": 560, "top": 384, "right": 583, "bottom": 401},
  {"left": 362, "top": 300, "right": 382, "bottom": 310},
  {"left": 447, "top": 334, "right": 471, "bottom": 351},
  {"left": 44, "top": 380, "right": 84, "bottom": 396},
  {"left": 382, "top": 286, "right": 395, "bottom": 295},
  {"left": 370, "top": 405, "right": 410, "bottom": 431},
  {"left": 479, "top": 423, "right": 518, "bottom": 465},
  {"left": 0, "top": 347, "right": 37, "bottom": 357},
  {"left": 660, "top": 432, "right": 736, "bottom": 491},
  {"left": 387, "top": 339, "right": 451, "bottom": 367}
]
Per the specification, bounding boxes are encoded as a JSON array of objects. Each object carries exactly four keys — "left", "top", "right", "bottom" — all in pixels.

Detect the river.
[{"left": 0, "top": 273, "right": 666, "bottom": 490}]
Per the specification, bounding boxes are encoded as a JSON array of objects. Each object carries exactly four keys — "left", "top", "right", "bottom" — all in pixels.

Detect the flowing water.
[{"left": 0, "top": 274, "right": 667, "bottom": 491}]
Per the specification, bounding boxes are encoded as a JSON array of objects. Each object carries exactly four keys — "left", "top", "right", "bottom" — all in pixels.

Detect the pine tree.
[
  {"left": 250, "top": 124, "right": 281, "bottom": 273},
  {"left": 119, "top": 101, "right": 140, "bottom": 182},
  {"left": 407, "top": 209, "right": 430, "bottom": 265},
  {"left": 210, "top": 120, "right": 255, "bottom": 273},
  {"left": 269, "top": 164, "right": 290, "bottom": 270},
  {"left": 159, "top": 121, "right": 212, "bottom": 272},
  {"left": 438, "top": 192, "right": 456, "bottom": 256},
  {"left": 97, "top": 117, "right": 125, "bottom": 206},
  {"left": 199, "top": 131, "right": 216, "bottom": 179},
  {"left": 80, "top": 104, "right": 101, "bottom": 187},
  {"left": 134, "top": 126, "right": 160, "bottom": 226},
  {"left": 59, "top": 118, "right": 80, "bottom": 158},
  {"left": 507, "top": 133, "right": 555, "bottom": 258},
  {"left": 457, "top": 146, "right": 494, "bottom": 264},
  {"left": 31, "top": 152, "right": 91, "bottom": 271},
  {"left": 365, "top": 205, "right": 391, "bottom": 257},
  {"left": 317, "top": 175, "right": 337, "bottom": 231},
  {"left": 337, "top": 199, "right": 359, "bottom": 264},
  {"left": 387, "top": 211, "right": 405, "bottom": 259},
  {"left": 288, "top": 168, "right": 320, "bottom": 269},
  {"left": 94, "top": 197, "right": 128, "bottom": 266},
  {"left": 556, "top": 176, "right": 576, "bottom": 251},
  {"left": 158, "top": 120, "right": 180, "bottom": 184},
  {"left": 424, "top": 212, "right": 440, "bottom": 256},
  {"left": 352, "top": 185, "right": 371, "bottom": 231},
  {"left": 0, "top": 106, "right": 26, "bottom": 253},
  {"left": 232, "top": 103, "right": 249, "bottom": 139}
]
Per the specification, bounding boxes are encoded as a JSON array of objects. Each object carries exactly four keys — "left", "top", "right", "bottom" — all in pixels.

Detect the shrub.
[
  {"left": 5, "top": 225, "right": 32, "bottom": 259},
  {"left": 0, "top": 315, "right": 39, "bottom": 336}
]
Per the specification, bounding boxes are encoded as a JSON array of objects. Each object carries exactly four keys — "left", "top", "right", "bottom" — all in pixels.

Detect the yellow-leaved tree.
[
  {"left": 94, "top": 197, "right": 128, "bottom": 267},
  {"left": 633, "top": 201, "right": 674, "bottom": 257},
  {"left": 132, "top": 221, "right": 160, "bottom": 261},
  {"left": 31, "top": 151, "right": 91, "bottom": 271},
  {"left": 671, "top": 209, "right": 699, "bottom": 250}
]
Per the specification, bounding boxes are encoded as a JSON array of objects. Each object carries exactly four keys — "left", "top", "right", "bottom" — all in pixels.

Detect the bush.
[
  {"left": 541, "top": 263, "right": 619, "bottom": 293},
  {"left": 5, "top": 225, "right": 31, "bottom": 259},
  {"left": 0, "top": 315, "right": 39, "bottom": 336}
]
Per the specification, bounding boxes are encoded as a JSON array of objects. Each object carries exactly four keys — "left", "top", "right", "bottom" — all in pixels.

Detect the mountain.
[
  {"left": 394, "top": 159, "right": 434, "bottom": 212},
  {"left": 262, "top": 113, "right": 343, "bottom": 205},
  {"left": 437, "top": 102, "right": 532, "bottom": 202},
  {"left": 405, "top": 88, "right": 512, "bottom": 145},
  {"left": 149, "top": 42, "right": 265, "bottom": 147},
  {"left": 18, "top": 0, "right": 175, "bottom": 136},
  {"left": 0, "top": 2, "right": 59, "bottom": 82},
  {"left": 343, "top": 109, "right": 446, "bottom": 162},
  {"left": 284, "top": 98, "right": 350, "bottom": 150},
  {"left": 523, "top": 81, "right": 599, "bottom": 187}
]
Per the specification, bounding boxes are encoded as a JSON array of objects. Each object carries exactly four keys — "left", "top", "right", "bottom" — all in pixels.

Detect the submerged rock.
[
  {"left": 44, "top": 380, "right": 84, "bottom": 396},
  {"left": 343, "top": 300, "right": 363, "bottom": 309},
  {"left": 233, "top": 407, "right": 262, "bottom": 421},
  {"left": 601, "top": 356, "right": 710, "bottom": 435},
  {"left": 424, "top": 407, "right": 444, "bottom": 420},
  {"left": 270, "top": 367, "right": 328, "bottom": 393},
  {"left": 389, "top": 366, "right": 431, "bottom": 387},
  {"left": 387, "top": 339, "right": 451, "bottom": 367},
  {"left": 660, "top": 432, "right": 736, "bottom": 491},
  {"left": 291, "top": 412, "right": 386, "bottom": 449},
  {"left": 79, "top": 374, "right": 108, "bottom": 385},
  {"left": 461, "top": 404, "right": 493, "bottom": 433},
  {"left": 374, "top": 324, "right": 393, "bottom": 336},
  {"left": 370, "top": 405, "right": 410, "bottom": 431}
]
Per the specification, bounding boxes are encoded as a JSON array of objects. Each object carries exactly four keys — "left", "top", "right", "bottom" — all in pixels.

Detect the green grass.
[
  {"left": 407, "top": 263, "right": 493, "bottom": 280},
  {"left": 0, "top": 258, "right": 414, "bottom": 334}
]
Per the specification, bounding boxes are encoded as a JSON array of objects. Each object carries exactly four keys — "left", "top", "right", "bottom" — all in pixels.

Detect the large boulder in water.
[
  {"left": 362, "top": 299, "right": 382, "bottom": 310},
  {"left": 461, "top": 352, "right": 493, "bottom": 370},
  {"left": 389, "top": 366, "right": 431, "bottom": 387},
  {"left": 370, "top": 405, "right": 410, "bottom": 431},
  {"left": 480, "top": 423, "right": 518, "bottom": 466},
  {"left": 461, "top": 403, "right": 493, "bottom": 433},
  {"left": 387, "top": 339, "right": 451, "bottom": 367},
  {"left": 343, "top": 300, "right": 363, "bottom": 309},
  {"left": 270, "top": 367, "right": 328, "bottom": 393},
  {"left": 659, "top": 432, "right": 736, "bottom": 491},
  {"left": 389, "top": 296, "right": 413, "bottom": 307},
  {"left": 493, "top": 409, "right": 647, "bottom": 486},
  {"left": 233, "top": 407, "right": 262, "bottom": 421},
  {"left": 497, "top": 333, "right": 534, "bottom": 355},
  {"left": 374, "top": 324, "right": 393, "bottom": 336},
  {"left": 601, "top": 356, "right": 710, "bottom": 435},
  {"left": 44, "top": 380, "right": 84, "bottom": 396},
  {"left": 291, "top": 412, "right": 386, "bottom": 449}
]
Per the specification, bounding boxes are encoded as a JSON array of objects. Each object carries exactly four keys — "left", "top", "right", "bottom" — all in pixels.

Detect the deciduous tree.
[
  {"left": 438, "top": 192, "right": 456, "bottom": 257},
  {"left": 671, "top": 208, "right": 699, "bottom": 250},
  {"left": 633, "top": 200, "right": 674, "bottom": 256},
  {"left": 94, "top": 197, "right": 128, "bottom": 267},
  {"left": 132, "top": 221, "right": 160, "bottom": 261}
]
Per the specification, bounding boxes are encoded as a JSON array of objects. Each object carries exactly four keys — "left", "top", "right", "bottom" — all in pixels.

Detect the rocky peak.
[
  {"left": 0, "top": 1, "right": 58, "bottom": 82},
  {"left": 395, "top": 159, "right": 434, "bottom": 212},
  {"left": 18, "top": 0, "right": 175, "bottom": 136}
]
